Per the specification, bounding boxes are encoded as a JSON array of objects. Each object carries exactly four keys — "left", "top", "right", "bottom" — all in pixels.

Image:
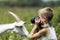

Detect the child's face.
[{"left": 39, "top": 13, "right": 48, "bottom": 24}]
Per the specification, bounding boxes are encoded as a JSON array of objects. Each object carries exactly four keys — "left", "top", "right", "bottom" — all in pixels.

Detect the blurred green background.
[{"left": 0, "top": 0, "right": 60, "bottom": 40}]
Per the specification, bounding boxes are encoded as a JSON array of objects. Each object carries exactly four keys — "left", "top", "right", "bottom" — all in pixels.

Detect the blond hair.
[{"left": 39, "top": 7, "right": 53, "bottom": 22}]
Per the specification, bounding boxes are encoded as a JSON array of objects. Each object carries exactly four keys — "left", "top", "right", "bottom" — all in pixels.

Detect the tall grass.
[{"left": 0, "top": 7, "right": 60, "bottom": 40}]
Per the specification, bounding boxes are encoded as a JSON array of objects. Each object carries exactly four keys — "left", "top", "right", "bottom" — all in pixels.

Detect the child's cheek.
[{"left": 41, "top": 18, "right": 45, "bottom": 22}]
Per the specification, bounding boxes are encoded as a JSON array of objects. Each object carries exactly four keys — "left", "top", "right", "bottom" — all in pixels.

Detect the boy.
[{"left": 30, "top": 7, "right": 57, "bottom": 40}]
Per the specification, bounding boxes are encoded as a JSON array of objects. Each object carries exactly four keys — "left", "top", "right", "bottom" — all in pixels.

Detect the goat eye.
[
  {"left": 20, "top": 26, "right": 23, "bottom": 28},
  {"left": 15, "top": 26, "right": 23, "bottom": 28}
]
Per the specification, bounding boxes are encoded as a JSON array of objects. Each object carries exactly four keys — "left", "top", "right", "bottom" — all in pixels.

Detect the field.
[{"left": 0, "top": 7, "right": 60, "bottom": 40}]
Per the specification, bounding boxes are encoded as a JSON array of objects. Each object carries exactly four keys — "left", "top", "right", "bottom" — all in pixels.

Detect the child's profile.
[{"left": 30, "top": 7, "right": 57, "bottom": 40}]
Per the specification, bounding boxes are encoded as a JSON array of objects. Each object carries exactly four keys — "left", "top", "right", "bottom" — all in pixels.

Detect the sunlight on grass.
[{"left": 0, "top": 7, "right": 60, "bottom": 40}]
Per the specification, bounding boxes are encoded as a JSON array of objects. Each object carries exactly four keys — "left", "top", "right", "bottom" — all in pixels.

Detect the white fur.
[{"left": 0, "top": 11, "right": 29, "bottom": 37}]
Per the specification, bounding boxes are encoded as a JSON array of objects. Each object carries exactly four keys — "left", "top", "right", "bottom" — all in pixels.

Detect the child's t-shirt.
[{"left": 40, "top": 24, "right": 57, "bottom": 40}]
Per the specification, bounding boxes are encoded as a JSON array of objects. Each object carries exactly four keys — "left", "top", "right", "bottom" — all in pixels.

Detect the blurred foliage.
[
  {"left": 0, "top": 7, "right": 59, "bottom": 40},
  {"left": 0, "top": 0, "right": 59, "bottom": 7}
]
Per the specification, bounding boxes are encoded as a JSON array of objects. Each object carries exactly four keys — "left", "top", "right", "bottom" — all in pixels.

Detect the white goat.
[{"left": 0, "top": 11, "right": 29, "bottom": 37}]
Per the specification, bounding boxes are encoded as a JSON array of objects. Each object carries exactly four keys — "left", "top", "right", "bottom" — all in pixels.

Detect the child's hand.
[{"left": 35, "top": 17, "right": 40, "bottom": 25}]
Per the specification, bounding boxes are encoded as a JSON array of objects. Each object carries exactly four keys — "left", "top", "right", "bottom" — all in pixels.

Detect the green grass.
[
  {"left": 0, "top": 7, "right": 60, "bottom": 40},
  {"left": 0, "top": 7, "right": 39, "bottom": 40}
]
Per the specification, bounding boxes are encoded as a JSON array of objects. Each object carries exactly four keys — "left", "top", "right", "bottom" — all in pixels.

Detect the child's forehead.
[
  {"left": 38, "top": 13, "right": 45, "bottom": 18},
  {"left": 38, "top": 9, "right": 45, "bottom": 15},
  {"left": 38, "top": 8, "right": 49, "bottom": 16},
  {"left": 38, "top": 8, "right": 47, "bottom": 13}
]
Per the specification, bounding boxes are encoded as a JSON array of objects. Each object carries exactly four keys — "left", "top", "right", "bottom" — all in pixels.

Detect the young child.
[{"left": 30, "top": 7, "right": 57, "bottom": 40}]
